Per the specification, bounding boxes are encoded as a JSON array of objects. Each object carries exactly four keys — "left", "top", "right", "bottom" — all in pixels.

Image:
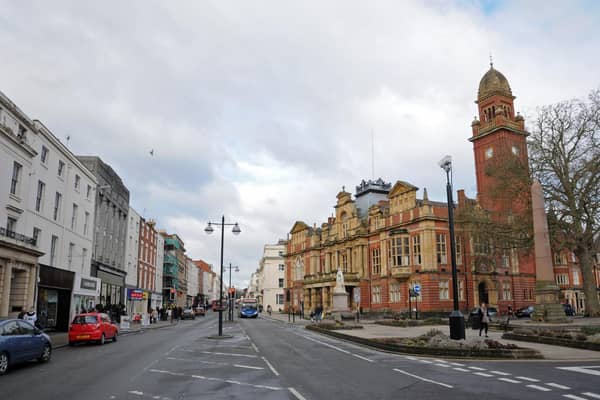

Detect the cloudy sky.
[{"left": 1, "top": 1, "right": 598, "bottom": 287}]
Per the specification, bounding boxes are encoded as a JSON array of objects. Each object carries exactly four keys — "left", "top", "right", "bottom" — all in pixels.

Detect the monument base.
[
  {"left": 533, "top": 281, "right": 568, "bottom": 323},
  {"left": 331, "top": 291, "right": 350, "bottom": 322}
]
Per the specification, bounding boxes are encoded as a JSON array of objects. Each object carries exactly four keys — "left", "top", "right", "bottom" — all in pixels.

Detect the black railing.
[{"left": 0, "top": 227, "right": 37, "bottom": 246}]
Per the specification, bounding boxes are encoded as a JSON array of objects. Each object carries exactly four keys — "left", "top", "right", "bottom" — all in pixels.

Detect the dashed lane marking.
[
  {"left": 200, "top": 351, "right": 258, "bottom": 358},
  {"left": 557, "top": 366, "right": 600, "bottom": 376},
  {"left": 490, "top": 371, "right": 511, "bottom": 376},
  {"left": 149, "top": 369, "right": 283, "bottom": 391},
  {"left": 262, "top": 356, "right": 280, "bottom": 376},
  {"left": 453, "top": 368, "right": 470, "bottom": 372},
  {"left": 393, "top": 369, "right": 453, "bottom": 389},
  {"left": 450, "top": 362, "right": 465, "bottom": 367},
  {"left": 433, "top": 359, "right": 447, "bottom": 363},
  {"left": 583, "top": 393, "right": 600, "bottom": 399},
  {"left": 289, "top": 387, "right": 307, "bottom": 400},
  {"left": 473, "top": 372, "right": 494, "bottom": 377},
  {"left": 563, "top": 395, "right": 588, "bottom": 400},
  {"left": 232, "top": 364, "right": 264, "bottom": 370},
  {"left": 353, "top": 354, "right": 375, "bottom": 363},
  {"left": 435, "top": 363, "right": 451, "bottom": 368},
  {"left": 498, "top": 378, "right": 521, "bottom": 384},
  {"left": 405, "top": 356, "right": 418, "bottom": 361},
  {"left": 546, "top": 383, "right": 570, "bottom": 390},
  {"left": 419, "top": 360, "right": 433, "bottom": 364},
  {"left": 527, "top": 385, "right": 552, "bottom": 392},
  {"left": 517, "top": 376, "right": 540, "bottom": 382},
  {"left": 468, "top": 366, "right": 486, "bottom": 371},
  {"left": 251, "top": 342, "right": 259, "bottom": 353}
]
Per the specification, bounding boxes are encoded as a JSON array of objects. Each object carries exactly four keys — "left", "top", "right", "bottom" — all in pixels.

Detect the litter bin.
[{"left": 470, "top": 314, "right": 481, "bottom": 330}]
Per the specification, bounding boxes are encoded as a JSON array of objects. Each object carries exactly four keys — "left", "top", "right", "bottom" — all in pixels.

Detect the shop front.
[
  {"left": 71, "top": 273, "right": 101, "bottom": 320},
  {"left": 151, "top": 293, "right": 162, "bottom": 310},
  {"left": 127, "top": 288, "right": 149, "bottom": 317},
  {"left": 95, "top": 266, "right": 125, "bottom": 308},
  {"left": 37, "top": 264, "right": 75, "bottom": 332}
]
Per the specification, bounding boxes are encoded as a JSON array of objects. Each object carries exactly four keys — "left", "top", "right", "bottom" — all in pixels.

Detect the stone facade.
[
  {"left": 253, "top": 240, "right": 287, "bottom": 311},
  {"left": 77, "top": 156, "right": 130, "bottom": 308}
]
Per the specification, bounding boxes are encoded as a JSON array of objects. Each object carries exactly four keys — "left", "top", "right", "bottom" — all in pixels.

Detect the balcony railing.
[
  {"left": 303, "top": 271, "right": 360, "bottom": 285},
  {"left": 0, "top": 227, "right": 36, "bottom": 246}
]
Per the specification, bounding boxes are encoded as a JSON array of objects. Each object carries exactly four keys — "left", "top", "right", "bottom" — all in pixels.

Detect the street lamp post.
[
  {"left": 227, "top": 263, "right": 239, "bottom": 321},
  {"left": 205, "top": 216, "right": 241, "bottom": 337},
  {"left": 439, "top": 156, "right": 465, "bottom": 340}
]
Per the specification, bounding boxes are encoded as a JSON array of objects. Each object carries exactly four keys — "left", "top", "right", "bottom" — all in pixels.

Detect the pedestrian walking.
[
  {"left": 315, "top": 304, "right": 323, "bottom": 323},
  {"left": 266, "top": 305, "right": 272, "bottom": 316},
  {"left": 168, "top": 308, "right": 173, "bottom": 323},
  {"left": 24, "top": 307, "right": 37, "bottom": 326},
  {"left": 478, "top": 303, "right": 491, "bottom": 337}
]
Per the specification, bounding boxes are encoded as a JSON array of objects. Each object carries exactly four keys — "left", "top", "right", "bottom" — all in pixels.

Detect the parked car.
[
  {"left": 194, "top": 307, "right": 206, "bottom": 317},
  {"left": 515, "top": 305, "right": 535, "bottom": 318},
  {"left": 563, "top": 303, "right": 576, "bottom": 316},
  {"left": 68, "top": 313, "right": 118, "bottom": 346},
  {"left": 0, "top": 319, "right": 52, "bottom": 375},
  {"left": 467, "top": 306, "right": 498, "bottom": 328},
  {"left": 181, "top": 308, "right": 196, "bottom": 320}
]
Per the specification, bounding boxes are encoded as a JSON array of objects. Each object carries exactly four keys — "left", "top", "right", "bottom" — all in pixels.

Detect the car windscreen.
[
  {"left": 72, "top": 316, "right": 98, "bottom": 324},
  {"left": 242, "top": 304, "right": 257, "bottom": 310}
]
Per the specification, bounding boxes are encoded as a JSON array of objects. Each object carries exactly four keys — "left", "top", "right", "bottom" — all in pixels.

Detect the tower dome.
[{"left": 477, "top": 65, "right": 514, "bottom": 101}]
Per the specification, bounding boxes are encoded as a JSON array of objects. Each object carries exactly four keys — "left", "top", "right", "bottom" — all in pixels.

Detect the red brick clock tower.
[{"left": 468, "top": 63, "right": 536, "bottom": 309}]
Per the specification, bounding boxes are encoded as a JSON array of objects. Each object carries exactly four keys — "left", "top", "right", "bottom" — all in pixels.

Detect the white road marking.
[
  {"left": 557, "top": 366, "right": 600, "bottom": 376},
  {"left": 517, "top": 376, "right": 540, "bottom": 382},
  {"left": 450, "top": 362, "right": 465, "bottom": 366},
  {"left": 490, "top": 371, "right": 511, "bottom": 376},
  {"left": 419, "top": 359, "right": 433, "bottom": 364},
  {"left": 433, "top": 359, "right": 447, "bottom": 363},
  {"left": 546, "top": 383, "right": 570, "bottom": 390},
  {"left": 149, "top": 369, "right": 283, "bottom": 391},
  {"left": 563, "top": 395, "right": 588, "bottom": 400},
  {"left": 129, "top": 391, "right": 144, "bottom": 396},
  {"left": 468, "top": 366, "right": 486, "bottom": 371},
  {"left": 435, "top": 363, "right": 451, "bottom": 368},
  {"left": 498, "top": 378, "right": 521, "bottom": 384},
  {"left": 289, "top": 387, "right": 307, "bottom": 400},
  {"left": 352, "top": 354, "right": 375, "bottom": 362},
  {"left": 583, "top": 393, "right": 600, "bottom": 399},
  {"left": 233, "top": 364, "right": 265, "bottom": 370},
  {"left": 405, "top": 356, "right": 418, "bottom": 360},
  {"left": 262, "top": 356, "right": 280, "bottom": 376},
  {"left": 527, "top": 385, "right": 552, "bottom": 392},
  {"left": 453, "top": 368, "right": 470, "bottom": 372},
  {"left": 473, "top": 372, "right": 494, "bottom": 377},
  {"left": 201, "top": 351, "right": 258, "bottom": 358},
  {"left": 298, "top": 334, "right": 350, "bottom": 354},
  {"left": 393, "top": 368, "right": 453, "bottom": 389},
  {"left": 167, "top": 357, "right": 217, "bottom": 364},
  {"left": 251, "top": 342, "right": 259, "bottom": 353},
  {"left": 164, "top": 345, "right": 179, "bottom": 356}
]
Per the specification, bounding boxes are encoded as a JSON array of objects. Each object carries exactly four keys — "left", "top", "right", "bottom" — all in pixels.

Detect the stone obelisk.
[{"left": 531, "top": 180, "right": 567, "bottom": 322}]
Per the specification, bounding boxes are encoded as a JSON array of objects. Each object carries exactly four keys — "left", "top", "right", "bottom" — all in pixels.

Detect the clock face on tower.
[
  {"left": 485, "top": 147, "right": 494, "bottom": 159},
  {"left": 511, "top": 145, "right": 519, "bottom": 156}
]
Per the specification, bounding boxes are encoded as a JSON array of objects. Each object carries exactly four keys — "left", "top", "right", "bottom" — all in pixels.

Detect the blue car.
[
  {"left": 0, "top": 319, "right": 52, "bottom": 375},
  {"left": 239, "top": 303, "right": 259, "bottom": 318}
]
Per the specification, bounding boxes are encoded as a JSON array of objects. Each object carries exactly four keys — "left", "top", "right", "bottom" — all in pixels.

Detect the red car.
[{"left": 68, "top": 313, "right": 119, "bottom": 346}]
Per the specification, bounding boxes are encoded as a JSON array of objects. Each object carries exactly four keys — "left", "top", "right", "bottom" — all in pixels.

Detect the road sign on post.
[{"left": 413, "top": 284, "right": 421, "bottom": 295}]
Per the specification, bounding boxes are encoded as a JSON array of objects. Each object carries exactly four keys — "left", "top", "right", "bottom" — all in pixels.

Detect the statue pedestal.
[
  {"left": 331, "top": 291, "right": 350, "bottom": 322},
  {"left": 533, "top": 281, "right": 568, "bottom": 323}
]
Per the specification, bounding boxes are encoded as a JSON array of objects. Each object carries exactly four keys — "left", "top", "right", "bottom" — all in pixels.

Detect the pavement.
[
  {"left": 261, "top": 312, "right": 600, "bottom": 361},
  {"left": 47, "top": 318, "right": 181, "bottom": 348}
]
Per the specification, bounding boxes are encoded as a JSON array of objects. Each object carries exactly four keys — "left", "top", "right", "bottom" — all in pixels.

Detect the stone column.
[
  {"left": 1, "top": 262, "right": 12, "bottom": 317},
  {"left": 531, "top": 180, "right": 565, "bottom": 322},
  {"left": 26, "top": 263, "right": 37, "bottom": 310}
]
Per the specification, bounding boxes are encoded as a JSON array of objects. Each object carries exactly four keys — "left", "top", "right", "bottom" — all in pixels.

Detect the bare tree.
[{"left": 528, "top": 89, "right": 600, "bottom": 317}]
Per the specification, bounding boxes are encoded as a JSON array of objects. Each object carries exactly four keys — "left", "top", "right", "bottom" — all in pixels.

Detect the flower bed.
[
  {"left": 374, "top": 317, "right": 445, "bottom": 327},
  {"left": 306, "top": 325, "right": 542, "bottom": 359},
  {"left": 502, "top": 327, "right": 600, "bottom": 351},
  {"left": 311, "top": 321, "right": 364, "bottom": 330}
]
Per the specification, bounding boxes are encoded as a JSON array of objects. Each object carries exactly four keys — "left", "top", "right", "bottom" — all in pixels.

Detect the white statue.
[{"left": 334, "top": 269, "right": 345, "bottom": 293}]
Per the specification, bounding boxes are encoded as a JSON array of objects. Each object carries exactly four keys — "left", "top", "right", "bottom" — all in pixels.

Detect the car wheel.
[
  {"left": 68, "top": 341, "right": 75, "bottom": 346},
  {"left": 112, "top": 331, "right": 118, "bottom": 342},
  {"left": 38, "top": 343, "right": 52, "bottom": 363},
  {"left": 99, "top": 333, "right": 105, "bottom": 345},
  {"left": 0, "top": 352, "right": 8, "bottom": 375}
]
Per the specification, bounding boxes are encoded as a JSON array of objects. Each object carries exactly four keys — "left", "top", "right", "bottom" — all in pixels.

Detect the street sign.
[
  {"left": 353, "top": 287, "right": 361, "bottom": 303},
  {"left": 413, "top": 284, "right": 421, "bottom": 295}
]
